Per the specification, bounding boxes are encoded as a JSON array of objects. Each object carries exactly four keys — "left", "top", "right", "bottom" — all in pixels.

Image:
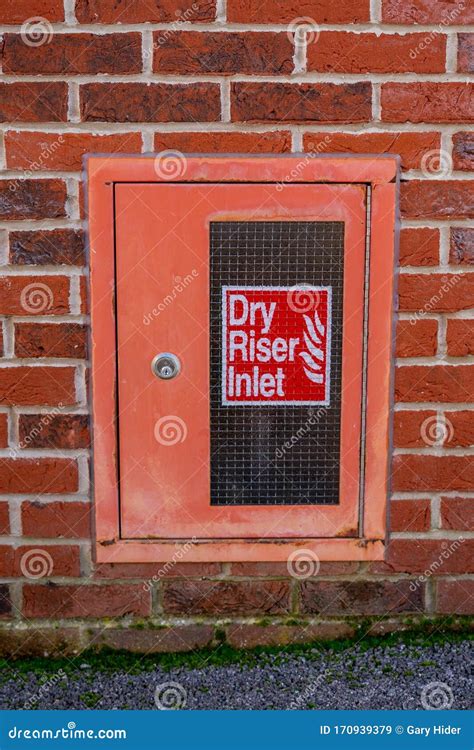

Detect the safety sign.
[{"left": 222, "top": 286, "right": 331, "bottom": 405}]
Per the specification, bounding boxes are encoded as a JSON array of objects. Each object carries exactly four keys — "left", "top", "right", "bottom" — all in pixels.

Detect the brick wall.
[{"left": 0, "top": 0, "right": 473, "bottom": 655}]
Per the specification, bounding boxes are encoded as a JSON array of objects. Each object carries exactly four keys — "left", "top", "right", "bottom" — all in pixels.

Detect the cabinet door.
[{"left": 115, "top": 182, "right": 366, "bottom": 540}]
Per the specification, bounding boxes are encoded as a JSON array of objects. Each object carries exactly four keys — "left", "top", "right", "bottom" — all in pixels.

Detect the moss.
[
  {"left": 79, "top": 691, "right": 101, "bottom": 709},
  {"left": 0, "top": 617, "right": 471, "bottom": 677}
]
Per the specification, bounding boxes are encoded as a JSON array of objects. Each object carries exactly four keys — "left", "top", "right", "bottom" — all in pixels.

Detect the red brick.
[
  {"left": 399, "top": 228, "right": 439, "bottom": 267},
  {"left": 446, "top": 319, "right": 474, "bottom": 356},
  {"left": 304, "top": 132, "right": 440, "bottom": 171},
  {"left": 0, "top": 545, "right": 80, "bottom": 577},
  {"left": 395, "top": 365, "right": 474, "bottom": 403},
  {"left": 232, "top": 82, "right": 372, "bottom": 123},
  {"left": 94, "top": 562, "right": 221, "bottom": 580},
  {"left": 22, "top": 501, "right": 91, "bottom": 538},
  {"left": 0, "top": 586, "right": 12, "bottom": 617},
  {"left": 23, "top": 584, "right": 151, "bottom": 618},
  {"left": 401, "top": 181, "right": 474, "bottom": 220},
  {"left": 3, "top": 34, "right": 142, "bottom": 75},
  {"left": 0, "top": 627, "right": 82, "bottom": 657},
  {"left": 440, "top": 497, "right": 474, "bottom": 531},
  {"left": 452, "top": 132, "right": 474, "bottom": 171},
  {"left": 0, "top": 82, "right": 67, "bottom": 123},
  {"left": 398, "top": 273, "right": 474, "bottom": 312},
  {"left": 0, "top": 277, "right": 69, "bottom": 316},
  {"left": 90, "top": 626, "right": 214, "bottom": 653},
  {"left": 0, "top": 415, "right": 7, "bottom": 450},
  {"left": 154, "top": 131, "right": 291, "bottom": 154},
  {"left": 392, "top": 454, "right": 474, "bottom": 492},
  {"left": 0, "top": 367, "right": 75, "bottom": 406},
  {"left": 382, "top": 83, "right": 474, "bottom": 123},
  {"left": 5, "top": 132, "right": 142, "bottom": 172},
  {"left": 0, "top": 180, "right": 66, "bottom": 220},
  {"left": 76, "top": 0, "right": 215, "bottom": 22},
  {"left": 154, "top": 32, "right": 293, "bottom": 75},
  {"left": 228, "top": 0, "right": 370, "bottom": 23},
  {"left": 80, "top": 277, "right": 88, "bottom": 314},
  {"left": 0, "top": 0, "right": 63, "bottom": 22},
  {"left": 15, "top": 324, "right": 87, "bottom": 359},
  {"left": 19, "top": 414, "right": 89, "bottom": 450},
  {"left": 229, "top": 561, "right": 359, "bottom": 576},
  {"left": 0, "top": 458, "right": 78, "bottom": 493},
  {"left": 450, "top": 228, "right": 474, "bottom": 265},
  {"left": 308, "top": 32, "right": 446, "bottom": 73},
  {"left": 458, "top": 33, "right": 474, "bottom": 73},
  {"left": 301, "top": 580, "right": 423, "bottom": 615},
  {"left": 396, "top": 319, "right": 437, "bottom": 357},
  {"left": 163, "top": 580, "right": 290, "bottom": 615},
  {"left": 81, "top": 83, "right": 221, "bottom": 123},
  {"left": 226, "top": 622, "right": 355, "bottom": 648},
  {"left": 9, "top": 230, "right": 85, "bottom": 267},
  {"left": 382, "top": 0, "right": 474, "bottom": 24},
  {"left": 444, "top": 410, "right": 474, "bottom": 447},
  {"left": 390, "top": 499, "right": 431, "bottom": 532},
  {"left": 437, "top": 580, "right": 474, "bottom": 615},
  {"left": 393, "top": 410, "right": 437, "bottom": 448},
  {"left": 385, "top": 538, "right": 472, "bottom": 574},
  {"left": 0, "top": 503, "right": 10, "bottom": 535}
]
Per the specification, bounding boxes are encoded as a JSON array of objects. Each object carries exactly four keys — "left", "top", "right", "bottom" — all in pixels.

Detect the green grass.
[{"left": 0, "top": 618, "right": 471, "bottom": 682}]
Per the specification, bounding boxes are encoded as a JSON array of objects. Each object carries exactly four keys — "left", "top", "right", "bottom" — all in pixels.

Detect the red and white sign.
[{"left": 222, "top": 286, "right": 331, "bottom": 405}]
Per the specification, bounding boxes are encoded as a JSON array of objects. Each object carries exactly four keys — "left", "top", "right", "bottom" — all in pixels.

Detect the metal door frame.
[{"left": 86, "top": 155, "right": 399, "bottom": 563}]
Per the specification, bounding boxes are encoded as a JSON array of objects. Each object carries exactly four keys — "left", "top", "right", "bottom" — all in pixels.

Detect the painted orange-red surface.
[
  {"left": 115, "top": 183, "right": 366, "bottom": 541},
  {"left": 87, "top": 155, "right": 398, "bottom": 562}
]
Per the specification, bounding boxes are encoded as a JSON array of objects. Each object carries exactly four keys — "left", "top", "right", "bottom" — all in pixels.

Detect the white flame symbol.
[{"left": 299, "top": 310, "right": 325, "bottom": 384}]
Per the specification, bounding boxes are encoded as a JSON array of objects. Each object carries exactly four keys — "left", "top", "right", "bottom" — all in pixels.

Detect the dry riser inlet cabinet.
[{"left": 87, "top": 155, "right": 398, "bottom": 563}]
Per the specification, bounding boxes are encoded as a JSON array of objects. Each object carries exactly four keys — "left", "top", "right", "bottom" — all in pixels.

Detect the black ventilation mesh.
[{"left": 210, "top": 221, "right": 344, "bottom": 505}]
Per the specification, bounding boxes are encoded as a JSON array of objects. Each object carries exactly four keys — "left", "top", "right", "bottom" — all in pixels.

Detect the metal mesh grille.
[{"left": 210, "top": 221, "right": 344, "bottom": 505}]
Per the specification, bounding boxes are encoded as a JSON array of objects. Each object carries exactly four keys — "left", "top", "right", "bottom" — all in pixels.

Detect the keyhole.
[{"left": 151, "top": 353, "right": 181, "bottom": 380}]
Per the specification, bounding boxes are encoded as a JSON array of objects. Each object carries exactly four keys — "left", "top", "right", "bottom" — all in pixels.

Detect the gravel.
[{"left": 1, "top": 640, "right": 472, "bottom": 710}]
